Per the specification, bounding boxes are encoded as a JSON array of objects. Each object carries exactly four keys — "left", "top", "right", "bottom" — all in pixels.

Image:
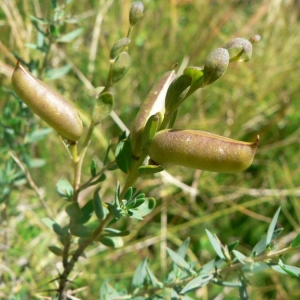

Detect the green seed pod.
[
  {"left": 130, "top": 70, "right": 175, "bottom": 158},
  {"left": 148, "top": 129, "right": 259, "bottom": 173},
  {"left": 11, "top": 60, "right": 83, "bottom": 142}
]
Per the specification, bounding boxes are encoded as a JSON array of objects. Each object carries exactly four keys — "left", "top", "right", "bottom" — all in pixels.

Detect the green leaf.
[
  {"left": 181, "top": 274, "right": 213, "bottom": 294},
  {"left": 129, "top": 197, "right": 156, "bottom": 219},
  {"left": 106, "top": 202, "right": 121, "bottom": 219},
  {"left": 242, "top": 262, "right": 269, "bottom": 273},
  {"left": 110, "top": 37, "right": 131, "bottom": 59},
  {"left": 112, "top": 52, "right": 131, "bottom": 83},
  {"left": 205, "top": 229, "right": 226, "bottom": 260},
  {"left": 28, "top": 14, "right": 49, "bottom": 24},
  {"left": 90, "top": 159, "right": 97, "bottom": 177},
  {"left": 27, "top": 158, "right": 46, "bottom": 168},
  {"left": 75, "top": 200, "right": 94, "bottom": 224},
  {"left": 183, "top": 66, "right": 204, "bottom": 93},
  {"left": 131, "top": 259, "right": 148, "bottom": 290},
  {"left": 92, "top": 92, "right": 114, "bottom": 124},
  {"left": 291, "top": 233, "right": 300, "bottom": 248},
  {"left": 168, "top": 109, "right": 178, "bottom": 128},
  {"left": 251, "top": 228, "right": 283, "bottom": 257},
  {"left": 232, "top": 250, "right": 247, "bottom": 264},
  {"left": 123, "top": 187, "right": 134, "bottom": 201},
  {"left": 45, "top": 64, "right": 72, "bottom": 80},
  {"left": 228, "top": 240, "right": 239, "bottom": 252},
  {"left": 99, "top": 236, "right": 124, "bottom": 248},
  {"left": 65, "top": 202, "right": 82, "bottom": 220},
  {"left": 48, "top": 245, "right": 63, "bottom": 256},
  {"left": 88, "top": 173, "right": 107, "bottom": 187},
  {"left": 146, "top": 265, "right": 163, "bottom": 288},
  {"left": 70, "top": 224, "right": 93, "bottom": 238},
  {"left": 115, "top": 138, "right": 133, "bottom": 174},
  {"left": 278, "top": 259, "right": 300, "bottom": 277},
  {"left": 53, "top": 223, "right": 67, "bottom": 239},
  {"left": 41, "top": 218, "right": 56, "bottom": 229},
  {"left": 93, "top": 188, "right": 105, "bottom": 221},
  {"left": 266, "top": 207, "right": 281, "bottom": 248},
  {"left": 126, "top": 198, "right": 144, "bottom": 210},
  {"left": 26, "top": 128, "right": 53, "bottom": 143},
  {"left": 100, "top": 280, "right": 123, "bottom": 300},
  {"left": 178, "top": 237, "right": 190, "bottom": 259},
  {"left": 56, "top": 177, "right": 73, "bottom": 201},
  {"left": 141, "top": 113, "right": 161, "bottom": 150},
  {"left": 103, "top": 228, "right": 130, "bottom": 237},
  {"left": 165, "top": 74, "right": 192, "bottom": 114},
  {"left": 167, "top": 247, "right": 196, "bottom": 275},
  {"left": 138, "top": 165, "right": 164, "bottom": 175},
  {"left": 57, "top": 27, "right": 84, "bottom": 42}
]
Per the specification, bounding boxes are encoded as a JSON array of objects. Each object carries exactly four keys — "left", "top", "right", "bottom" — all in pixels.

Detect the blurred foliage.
[{"left": 1, "top": 0, "right": 300, "bottom": 299}]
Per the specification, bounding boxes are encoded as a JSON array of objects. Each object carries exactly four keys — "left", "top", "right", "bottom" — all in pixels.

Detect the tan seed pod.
[
  {"left": 11, "top": 60, "right": 83, "bottom": 142},
  {"left": 148, "top": 129, "right": 259, "bottom": 173},
  {"left": 130, "top": 70, "right": 175, "bottom": 158}
]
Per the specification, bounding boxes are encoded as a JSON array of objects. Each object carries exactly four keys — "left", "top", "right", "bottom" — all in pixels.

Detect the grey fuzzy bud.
[{"left": 129, "top": 2, "right": 144, "bottom": 26}]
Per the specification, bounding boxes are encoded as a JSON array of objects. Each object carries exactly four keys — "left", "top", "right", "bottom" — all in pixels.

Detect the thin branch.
[{"left": 9, "top": 150, "right": 53, "bottom": 218}]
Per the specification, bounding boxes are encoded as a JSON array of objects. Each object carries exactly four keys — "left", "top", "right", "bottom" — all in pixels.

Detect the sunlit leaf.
[
  {"left": 266, "top": 207, "right": 281, "bottom": 248},
  {"left": 181, "top": 274, "right": 213, "bottom": 294},
  {"left": 251, "top": 228, "right": 283, "bottom": 257},
  {"left": 131, "top": 259, "right": 148, "bottom": 290},
  {"left": 167, "top": 247, "right": 196, "bottom": 275},
  {"left": 57, "top": 28, "right": 84, "bottom": 42},
  {"left": 56, "top": 177, "right": 73, "bottom": 201},
  {"left": 205, "top": 229, "right": 225, "bottom": 260}
]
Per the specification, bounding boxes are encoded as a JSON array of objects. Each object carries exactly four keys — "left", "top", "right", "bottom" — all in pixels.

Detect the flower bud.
[
  {"left": 130, "top": 70, "right": 175, "bottom": 158},
  {"left": 12, "top": 60, "right": 83, "bottom": 142},
  {"left": 203, "top": 48, "right": 229, "bottom": 86},
  {"left": 223, "top": 38, "right": 252, "bottom": 62},
  {"left": 129, "top": 1, "right": 144, "bottom": 26},
  {"left": 148, "top": 129, "right": 259, "bottom": 173}
]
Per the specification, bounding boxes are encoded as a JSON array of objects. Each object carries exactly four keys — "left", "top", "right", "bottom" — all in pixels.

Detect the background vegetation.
[{"left": 1, "top": 0, "right": 300, "bottom": 299}]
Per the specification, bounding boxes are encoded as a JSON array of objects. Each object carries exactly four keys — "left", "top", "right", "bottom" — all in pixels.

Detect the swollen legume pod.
[
  {"left": 148, "top": 129, "right": 258, "bottom": 173},
  {"left": 11, "top": 60, "right": 83, "bottom": 142},
  {"left": 130, "top": 70, "right": 175, "bottom": 158}
]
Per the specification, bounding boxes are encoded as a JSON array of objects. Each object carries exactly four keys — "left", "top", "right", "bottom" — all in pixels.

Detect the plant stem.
[{"left": 57, "top": 213, "right": 112, "bottom": 299}]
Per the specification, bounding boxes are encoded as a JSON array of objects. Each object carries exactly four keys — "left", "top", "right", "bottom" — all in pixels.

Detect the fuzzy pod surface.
[
  {"left": 148, "top": 129, "right": 259, "bottom": 173},
  {"left": 12, "top": 61, "right": 83, "bottom": 142},
  {"left": 130, "top": 70, "right": 175, "bottom": 158}
]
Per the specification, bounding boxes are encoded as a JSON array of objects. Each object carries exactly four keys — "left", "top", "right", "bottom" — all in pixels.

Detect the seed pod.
[
  {"left": 130, "top": 70, "right": 175, "bottom": 158},
  {"left": 148, "top": 129, "right": 259, "bottom": 173},
  {"left": 11, "top": 60, "right": 83, "bottom": 142}
]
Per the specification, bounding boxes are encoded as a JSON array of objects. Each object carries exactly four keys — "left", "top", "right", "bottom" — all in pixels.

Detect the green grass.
[{"left": 1, "top": 0, "right": 300, "bottom": 299}]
